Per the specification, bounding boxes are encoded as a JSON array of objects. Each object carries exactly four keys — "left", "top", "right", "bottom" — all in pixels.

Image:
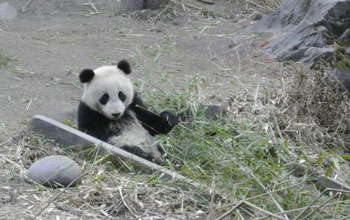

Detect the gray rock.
[
  {"left": 205, "top": 105, "right": 222, "bottom": 120},
  {"left": 28, "top": 155, "right": 82, "bottom": 188},
  {"left": 120, "top": 0, "right": 143, "bottom": 12},
  {"left": 332, "top": 68, "right": 350, "bottom": 90},
  {"left": 120, "top": 0, "right": 168, "bottom": 12},
  {"left": 30, "top": 115, "right": 91, "bottom": 146},
  {"left": 299, "top": 47, "right": 336, "bottom": 67},
  {"left": 244, "top": 0, "right": 350, "bottom": 67},
  {"left": 145, "top": 0, "right": 168, "bottom": 10},
  {"left": 252, "top": 12, "right": 263, "bottom": 21},
  {"left": 316, "top": 176, "right": 350, "bottom": 192}
]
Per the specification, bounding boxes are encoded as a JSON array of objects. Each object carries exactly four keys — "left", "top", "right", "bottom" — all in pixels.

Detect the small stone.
[
  {"left": 205, "top": 105, "right": 222, "bottom": 120},
  {"left": 28, "top": 155, "right": 82, "bottom": 188},
  {"left": 120, "top": 0, "right": 166, "bottom": 12},
  {"left": 120, "top": 0, "right": 143, "bottom": 12},
  {"left": 332, "top": 68, "right": 350, "bottom": 90},
  {"left": 252, "top": 12, "right": 263, "bottom": 21}
]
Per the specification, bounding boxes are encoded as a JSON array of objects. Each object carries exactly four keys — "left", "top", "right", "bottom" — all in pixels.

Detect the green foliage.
[
  {"left": 317, "top": 152, "right": 345, "bottom": 177},
  {"left": 137, "top": 76, "right": 347, "bottom": 218},
  {"left": 0, "top": 51, "right": 11, "bottom": 69},
  {"left": 334, "top": 48, "right": 350, "bottom": 71},
  {"left": 63, "top": 119, "right": 77, "bottom": 129}
]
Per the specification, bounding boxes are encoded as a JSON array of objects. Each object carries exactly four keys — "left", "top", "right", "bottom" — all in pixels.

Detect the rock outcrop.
[{"left": 245, "top": 0, "right": 350, "bottom": 68}]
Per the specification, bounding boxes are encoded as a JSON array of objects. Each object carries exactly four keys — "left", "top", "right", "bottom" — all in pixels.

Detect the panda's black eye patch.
[
  {"left": 99, "top": 93, "right": 109, "bottom": 105},
  {"left": 118, "top": 91, "right": 126, "bottom": 102}
]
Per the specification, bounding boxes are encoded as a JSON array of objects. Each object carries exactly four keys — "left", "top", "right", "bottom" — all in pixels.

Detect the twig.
[
  {"left": 31, "top": 172, "right": 87, "bottom": 220},
  {"left": 26, "top": 100, "right": 32, "bottom": 110},
  {"left": 230, "top": 158, "right": 288, "bottom": 219},
  {"left": 309, "top": 194, "right": 337, "bottom": 220},
  {"left": 341, "top": 215, "right": 350, "bottom": 220},
  {"left": 257, "top": 200, "right": 350, "bottom": 219},
  {"left": 0, "top": 130, "right": 27, "bottom": 147},
  {"left": 236, "top": 49, "right": 241, "bottom": 76},
  {"left": 293, "top": 188, "right": 350, "bottom": 220},
  {"left": 196, "top": 0, "right": 215, "bottom": 5},
  {"left": 180, "top": 2, "right": 201, "bottom": 11},
  {"left": 273, "top": 113, "right": 283, "bottom": 139},
  {"left": 244, "top": 201, "right": 285, "bottom": 219},
  {"left": 213, "top": 179, "right": 306, "bottom": 213},
  {"left": 247, "top": 0, "right": 272, "bottom": 11},
  {"left": 222, "top": 44, "right": 241, "bottom": 56},
  {"left": 84, "top": 1, "right": 100, "bottom": 14},
  {"left": 0, "top": 138, "right": 13, "bottom": 148},
  {"left": 118, "top": 186, "right": 138, "bottom": 218},
  {"left": 207, "top": 177, "right": 217, "bottom": 220},
  {"left": 153, "top": 3, "right": 171, "bottom": 22},
  {"left": 250, "top": 172, "right": 289, "bottom": 220},
  {"left": 208, "top": 42, "right": 218, "bottom": 61},
  {"left": 242, "top": 44, "right": 257, "bottom": 76},
  {"left": 214, "top": 201, "right": 243, "bottom": 220},
  {"left": 22, "top": 0, "right": 34, "bottom": 13}
]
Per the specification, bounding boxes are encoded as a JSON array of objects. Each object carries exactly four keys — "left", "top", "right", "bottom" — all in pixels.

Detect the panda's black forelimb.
[
  {"left": 121, "top": 145, "right": 162, "bottom": 164},
  {"left": 77, "top": 101, "right": 110, "bottom": 142},
  {"left": 130, "top": 93, "right": 179, "bottom": 136}
]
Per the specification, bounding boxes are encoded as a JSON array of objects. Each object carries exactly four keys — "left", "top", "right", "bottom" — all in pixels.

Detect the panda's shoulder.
[
  {"left": 78, "top": 101, "right": 109, "bottom": 129},
  {"left": 127, "top": 92, "right": 146, "bottom": 111}
]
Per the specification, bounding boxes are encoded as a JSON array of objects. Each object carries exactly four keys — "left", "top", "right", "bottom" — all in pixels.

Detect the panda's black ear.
[
  {"left": 79, "top": 69, "right": 95, "bottom": 83},
  {"left": 117, "top": 60, "right": 131, "bottom": 74}
]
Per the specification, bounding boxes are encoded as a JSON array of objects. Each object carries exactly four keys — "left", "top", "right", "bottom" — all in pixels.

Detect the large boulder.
[{"left": 244, "top": 0, "right": 350, "bottom": 67}]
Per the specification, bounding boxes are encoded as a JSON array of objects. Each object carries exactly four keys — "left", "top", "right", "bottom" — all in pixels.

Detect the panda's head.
[{"left": 79, "top": 60, "right": 134, "bottom": 120}]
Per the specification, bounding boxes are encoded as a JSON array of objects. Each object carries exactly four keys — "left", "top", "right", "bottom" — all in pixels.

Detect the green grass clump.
[
  {"left": 0, "top": 51, "right": 11, "bottom": 69},
  {"left": 138, "top": 76, "right": 350, "bottom": 219}
]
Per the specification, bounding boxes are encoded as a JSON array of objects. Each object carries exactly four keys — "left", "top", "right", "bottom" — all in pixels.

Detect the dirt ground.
[{"left": 0, "top": 0, "right": 283, "bottom": 140}]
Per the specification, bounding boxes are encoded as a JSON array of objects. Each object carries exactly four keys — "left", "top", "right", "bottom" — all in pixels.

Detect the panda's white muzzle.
[{"left": 102, "top": 100, "right": 125, "bottom": 120}]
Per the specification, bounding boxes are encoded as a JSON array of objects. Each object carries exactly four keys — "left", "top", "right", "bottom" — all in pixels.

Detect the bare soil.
[{"left": 0, "top": 0, "right": 282, "bottom": 140}]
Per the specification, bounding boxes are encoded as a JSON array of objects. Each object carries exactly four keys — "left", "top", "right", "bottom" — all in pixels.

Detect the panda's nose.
[{"left": 112, "top": 113, "right": 121, "bottom": 118}]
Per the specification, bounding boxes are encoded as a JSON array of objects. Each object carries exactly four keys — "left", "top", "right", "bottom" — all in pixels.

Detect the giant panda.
[{"left": 77, "top": 59, "right": 179, "bottom": 164}]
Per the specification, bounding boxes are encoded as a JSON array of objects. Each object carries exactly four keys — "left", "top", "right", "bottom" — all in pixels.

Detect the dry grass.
[
  {"left": 0, "top": 132, "right": 211, "bottom": 220},
  {"left": 129, "top": 0, "right": 282, "bottom": 24},
  {"left": 228, "top": 62, "right": 350, "bottom": 179},
  {"left": 273, "top": 66, "right": 350, "bottom": 152}
]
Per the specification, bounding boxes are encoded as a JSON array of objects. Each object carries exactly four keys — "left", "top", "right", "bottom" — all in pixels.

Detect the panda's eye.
[
  {"left": 118, "top": 91, "right": 126, "bottom": 102},
  {"left": 99, "top": 93, "right": 109, "bottom": 105}
]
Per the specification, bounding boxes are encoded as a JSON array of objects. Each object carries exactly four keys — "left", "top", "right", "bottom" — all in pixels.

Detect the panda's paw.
[
  {"left": 160, "top": 111, "right": 180, "bottom": 127},
  {"left": 121, "top": 145, "right": 163, "bottom": 165}
]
